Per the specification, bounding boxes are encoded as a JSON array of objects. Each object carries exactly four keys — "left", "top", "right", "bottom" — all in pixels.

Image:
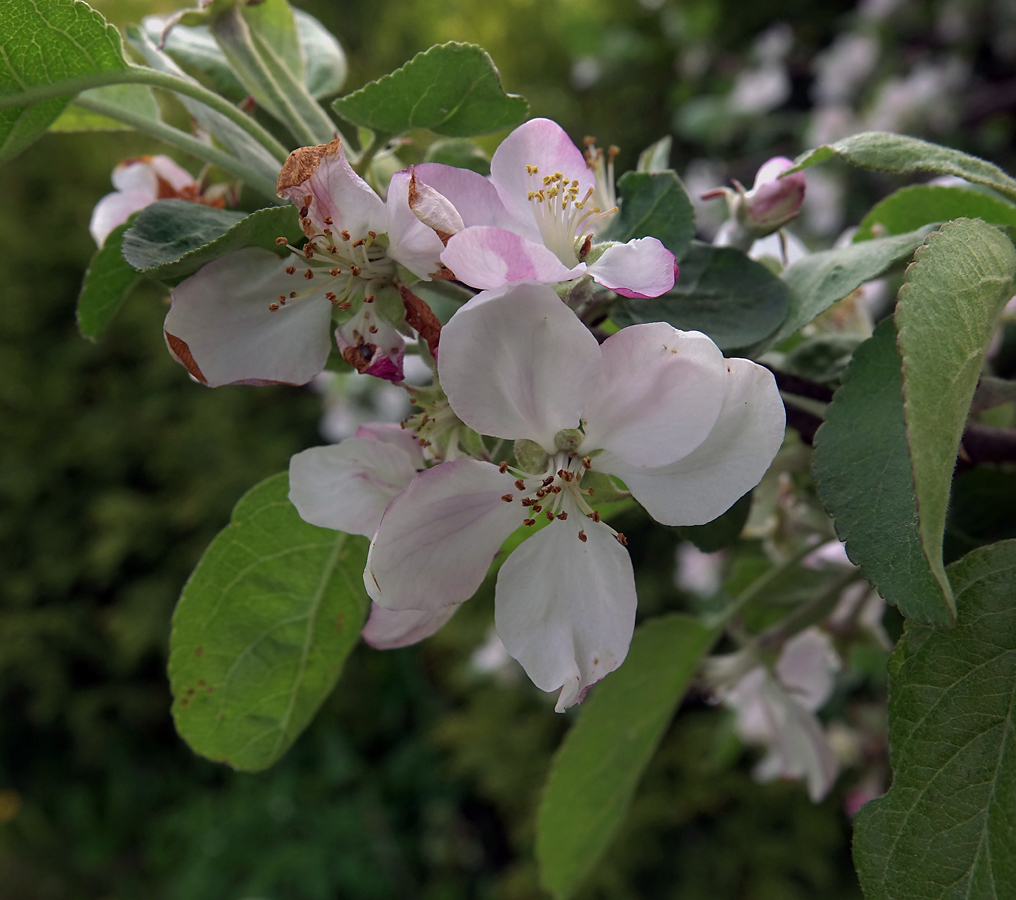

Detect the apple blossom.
[
  {"left": 89, "top": 155, "right": 225, "bottom": 247},
  {"left": 707, "top": 628, "right": 841, "bottom": 802},
  {"left": 163, "top": 139, "right": 448, "bottom": 387},
  {"left": 364, "top": 281, "right": 785, "bottom": 711},
  {"left": 288, "top": 422, "right": 458, "bottom": 649},
  {"left": 410, "top": 118, "right": 677, "bottom": 298}
]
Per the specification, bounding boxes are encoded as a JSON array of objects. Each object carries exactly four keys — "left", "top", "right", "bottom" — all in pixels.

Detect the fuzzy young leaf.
[
  {"left": 76, "top": 218, "right": 140, "bottom": 340},
  {"left": 853, "top": 540, "right": 1016, "bottom": 899},
  {"left": 610, "top": 241, "right": 791, "bottom": 352},
  {"left": 49, "top": 83, "right": 159, "bottom": 132},
  {"left": 605, "top": 170, "right": 695, "bottom": 261},
  {"left": 169, "top": 472, "right": 370, "bottom": 772},
  {"left": 895, "top": 218, "right": 1016, "bottom": 619},
  {"left": 121, "top": 200, "right": 303, "bottom": 282},
  {"left": 331, "top": 42, "right": 528, "bottom": 138},
  {"left": 787, "top": 132, "right": 1016, "bottom": 204},
  {"left": 0, "top": 0, "right": 128, "bottom": 161},
  {"left": 855, "top": 184, "right": 1016, "bottom": 241},
  {"left": 813, "top": 319, "right": 950, "bottom": 624},
  {"left": 294, "top": 8, "right": 347, "bottom": 98},
  {"left": 537, "top": 614, "right": 717, "bottom": 899},
  {"left": 767, "top": 226, "right": 932, "bottom": 348}
]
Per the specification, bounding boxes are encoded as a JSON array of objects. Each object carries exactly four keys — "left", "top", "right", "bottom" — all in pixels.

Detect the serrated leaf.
[
  {"left": 142, "top": 15, "right": 248, "bottom": 102},
  {"left": 610, "top": 241, "right": 792, "bottom": 352},
  {"left": 169, "top": 472, "right": 370, "bottom": 772},
  {"left": 787, "top": 132, "right": 1016, "bottom": 204},
  {"left": 766, "top": 226, "right": 932, "bottom": 349},
  {"left": 0, "top": 0, "right": 128, "bottom": 161},
  {"left": 855, "top": 184, "right": 1016, "bottom": 241},
  {"left": 537, "top": 614, "right": 717, "bottom": 899},
  {"left": 76, "top": 218, "right": 140, "bottom": 340},
  {"left": 605, "top": 170, "right": 695, "bottom": 261},
  {"left": 121, "top": 200, "right": 302, "bottom": 282},
  {"left": 813, "top": 318, "right": 950, "bottom": 624},
  {"left": 895, "top": 218, "right": 1016, "bottom": 619},
  {"left": 853, "top": 539, "right": 1016, "bottom": 899},
  {"left": 49, "top": 83, "right": 159, "bottom": 131},
  {"left": 332, "top": 42, "right": 528, "bottom": 138}
]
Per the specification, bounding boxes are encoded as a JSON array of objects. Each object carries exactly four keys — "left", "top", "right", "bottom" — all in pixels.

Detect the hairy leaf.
[
  {"left": 332, "top": 42, "right": 528, "bottom": 138},
  {"left": 605, "top": 170, "right": 695, "bottom": 261},
  {"left": 49, "top": 83, "right": 159, "bottom": 132},
  {"left": 813, "top": 318, "right": 949, "bottom": 624},
  {"left": 121, "top": 200, "right": 303, "bottom": 282},
  {"left": 610, "top": 241, "right": 791, "bottom": 352},
  {"left": 787, "top": 132, "right": 1016, "bottom": 203},
  {"left": 767, "top": 226, "right": 932, "bottom": 348},
  {"left": 895, "top": 218, "right": 1016, "bottom": 619},
  {"left": 854, "top": 540, "right": 1016, "bottom": 899},
  {"left": 537, "top": 614, "right": 717, "bottom": 899},
  {"left": 76, "top": 219, "right": 140, "bottom": 340},
  {"left": 855, "top": 184, "right": 1016, "bottom": 241},
  {"left": 0, "top": 0, "right": 128, "bottom": 161},
  {"left": 169, "top": 473, "right": 370, "bottom": 772}
]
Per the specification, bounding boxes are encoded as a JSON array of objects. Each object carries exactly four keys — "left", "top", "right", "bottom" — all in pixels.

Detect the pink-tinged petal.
[
  {"left": 413, "top": 162, "right": 519, "bottom": 231},
  {"left": 361, "top": 603, "right": 460, "bottom": 650},
  {"left": 494, "top": 516, "right": 636, "bottom": 712},
  {"left": 149, "top": 154, "right": 197, "bottom": 192},
  {"left": 288, "top": 437, "right": 420, "bottom": 536},
  {"left": 406, "top": 168, "right": 464, "bottom": 238},
  {"left": 597, "top": 358, "right": 784, "bottom": 525},
  {"left": 586, "top": 238, "right": 677, "bottom": 298},
  {"left": 366, "top": 460, "right": 522, "bottom": 612},
  {"left": 753, "top": 156, "right": 796, "bottom": 188},
  {"left": 89, "top": 190, "right": 152, "bottom": 246},
  {"left": 165, "top": 247, "right": 332, "bottom": 387},
  {"left": 385, "top": 170, "right": 447, "bottom": 279},
  {"left": 745, "top": 157, "right": 806, "bottom": 231},
  {"left": 276, "top": 139, "right": 387, "bottom": 238},
  {"left": 441, "top": 227, "right": 580, "bottom": 290},
  {"left": 775, "top": 628, "right": 840, "bottom": 713},
  {"left": 335, "top": 307, "right": 406, "bottom": 383},
  {"left": 490, "top": 118, "right": 594, "bottom": 229},
  {"left": 354, "top": 422, "right": 425, "bottom": 467},
  {"left": 438, "top": 282, "right": 600, "bottom": 448},
  {"left": 582, "top": 326, "right": 726, "bottom": 467}
]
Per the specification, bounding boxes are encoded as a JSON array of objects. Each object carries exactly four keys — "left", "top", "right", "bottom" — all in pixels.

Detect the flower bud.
[
  {"left": 553, "top": 428, "right": 584, "bottom": 453},
  {"left": 702, "top": 157, "right": 806, "bottom": 243}
]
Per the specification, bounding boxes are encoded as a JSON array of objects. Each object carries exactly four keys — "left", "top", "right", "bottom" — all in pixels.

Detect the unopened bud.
[
  {"left": 703, "top": 157, "right": 806, "bottom": 242},
  {"left": 553, "top": 428, "right": 584, "bottom": 453}
]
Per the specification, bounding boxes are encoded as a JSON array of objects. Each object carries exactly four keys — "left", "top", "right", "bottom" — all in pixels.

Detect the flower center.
[
  {"left": 583, "top": 139, "right": 620, "bottom": 236},
  {"left": 401, "top": 392, "right": 472, "bottom": 461},
  {"left": 525, "top": 165, "right": 613, "bottom": 267},
  {"left": 497, "top": 451, "right": 628, "bottom": 546}
]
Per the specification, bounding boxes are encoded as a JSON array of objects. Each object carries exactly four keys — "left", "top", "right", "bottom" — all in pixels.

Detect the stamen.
[
  {"left": 304, "top": 269, "right": 314, "bottom": 279},
  {"left": 524, "top": 518, "right": 536, "bottom": 527},
  {"left": 501, "top": 494, "right": 514, "bottom": 502},
  {"left": 515, "top": 479, "right": 526, "bottom": 491},
  {"left": 557, "top": 511, "right": 568, "bottom": 520},
  {"left": 285, "top": 266, "right": 296, "bottom": 275},
  {"left": 581, "top": 456, "right": 592, "bottom": 469},
  {"left": 616, "top": 533, "right": 628, "bottom": 546},
  {"left": 499, "top": 461, "right": 509, "bottom": 473},
  {"left": 578, "top": 530, "right": 588, "bottom": 542},
  {"left": 275, "top": 236, "right": 287, "bottom": 245}
]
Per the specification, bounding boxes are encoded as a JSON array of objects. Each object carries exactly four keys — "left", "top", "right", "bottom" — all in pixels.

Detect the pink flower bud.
[{"left": 739, "top": 156, "right": 806, "bottom": 234}]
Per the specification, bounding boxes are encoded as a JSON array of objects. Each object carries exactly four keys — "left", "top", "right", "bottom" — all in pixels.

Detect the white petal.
[
  {"left": 149, "top": 154, "right": 196, "bottom": 192},
  {"left": 598, "top": 358, "right": 784, "bottom": 525},
  {"left": 441, "top": 227, "right": 579, "bottom": 290},
  {"left": 111, "top": 157, "right": 160, "bottom": 195},
  {"left": 413, "top": 162, "right": 519, "bottom": 231},
  {"left": 385, "top": 170, "right": 447, "bottom": 279},
  {"left": 489, "top": 118, "right": 595, "bottom": 231},
  {"left": 585, "top": 238, "right": 677, "bottom": 299},
  {"left": 361, "top": 602, "right": 459, "bottom": 650},
  {"left": 406, "top": 167, "right": 464, "bottom": 236},
  {"left": 354, "top": 422, "right": 425, "bottom": 467},
  {"left": 495, "top": 515, "right": 636, "bottom": 711},
  {"left": 366, "top": 460, "right": 522, "bottom": 611},
  {"left": 288, "top": 437, "right": 420, "bottom": 536},
  {"left": 775, "top": 628, "right": 840, "bottom": 713},
  {"left": 438, "top": 282, "right": 599, "bottom": 449},
  {"left": 582, "top": 325, "right": 727, "bottom": 468},
  {"left": 277, "top": 140, "right": 387, "bottom": 238},
  {"left": 164, "top": 247, "right": 332, "bottom": 386},
  {"left": 89, "top": 190, "right": 152, "bottom": 246}
]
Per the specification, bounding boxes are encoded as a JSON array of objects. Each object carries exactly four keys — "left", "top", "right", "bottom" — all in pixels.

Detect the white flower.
[
  {"left": 363, "top": 282, "right": 785, "bottom": 710},
  {"left": 163, "top": 140, "right": 447, "bottom": 387}
]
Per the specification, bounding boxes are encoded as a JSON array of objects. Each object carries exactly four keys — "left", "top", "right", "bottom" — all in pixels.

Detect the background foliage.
[{"left": 2, "top": 0, "right": 1015, "bottom": 896}]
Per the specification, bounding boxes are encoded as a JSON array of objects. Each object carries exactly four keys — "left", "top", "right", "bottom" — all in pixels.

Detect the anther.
[
  {"left": 323, "top": 216, "right": 333, "bottom": 225},
  {"left": 302, "top": 216, "right": 312, "bottom": 228},
  {"left": 535, "top": 489, "right": 546, "bottom": 498},
  {"left": 352, "top": 238, "right": 366, "bottom": 247},
  {"left": 285, "top": 266, "right": 296, "bottom": 275},
  {"left": 501, "top": 494, "right": 514, "bottom": 503},
  {"left": 337, "top": 300, "right": 351, "bottom": 311},
  {"left": 524, "top": 518, "right": 536, "bottom": 527},
  {"left": 340, "top": 230, "right": 351, "bottom": 241},
  {"left": 350, "top": 265, "right": 361, "bottom": 277},
  {"left": 546, "top": 510, "right": 555, "bottom": 521},
  {"left": 499, "top": 461, "right": 509, "bottom": 473},
  {"left": 289, "top": 292, "right": 296, "bottom": 298},
  {"left": 578, "top": 530, "right": 588, "bottom": 542},
  {"left": 363, "top": 294, "right": 374, "bottom": 303},
  {"left": 330, "top": 267, "right": 341, "bottom": 276},
  {"left": 533, "top": 505, "right": 543, "bottom": 513},
  {"left": 368, "top": 325, "right": 378, "bottom": 334},
  {"left": 514, "top": 479, "right": 526, "bottom": 491},
  {"left": 368, "top": 231, "right": 376, "bottom": 239},
  {"left": 275, "top": 236, "right": 288, "bottom": 245},
  {"left": 557, "top": 511, "right": 568, "bottom": 520},
  {"left": 581, "top": 456, "right": 592, "bottom": 469},
  {"left": 277, "top": 294, "right": 286, "bottom": 302},
  {"left": 542, "top": 476, "right": 555, "bottom": 487},
  {"left": 327, "top": 245, "right": 338, "bottom": 254},
  {"left": 616, "top": 533, "right": 628, "bottom": 546},
  {"left": 325, "top": 292, "right": 337, "bottom": 304},
  {"left": 304, "top": 269, "right": 314, "bottom": 279},
  {"left": 586, "top": 510, "right": 601, "bottom": 523},
  {"left": 268, "top": 302, "right": 279, "bottom": 312}
]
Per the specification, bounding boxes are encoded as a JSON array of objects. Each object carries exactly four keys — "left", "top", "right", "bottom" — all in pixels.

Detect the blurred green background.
[{"left": 2, "top": 0, "right": 1014, "bottom": 897}]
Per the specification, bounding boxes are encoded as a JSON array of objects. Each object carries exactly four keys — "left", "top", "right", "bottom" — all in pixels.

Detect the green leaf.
[
  {"left": 787, "top": 132, "right": 1016, "bottom": 204},
  {"left": 76, "top": 218, "right": 140, "bottom": 340},
  {"left": 813, "top": 318, "right": 950, "bottom": 625},
  {"left": 855, "top": 184, "right": 1016, "bottom": 241},
  {"left": 853, "top": 539, "right": 1016, "bottom": 899},
  {"left": 294, "top": 8, "right": 346, "bottom": 98},
  {"left": 537, "top": 614, "right": 717, "bottom": 899},
  {"left": 605, "top": 170, "right": 695, "bottom": 261},
  {"left": 332, "top": 42, "right": 528, "bottom": 138},
  {"left": 49, "top": 83, "right": 159, "bottom": 131},
  {"left": 944, "top": 468, "right": 1016, "bottom": 564},
  {"left": 121, "top": 200, "right": 303, "bottom": 282},
  {"left": 766, "top": 226, "right": 932, "bottom": 348},
  {"left": 142, "top": 15, "right": 248, "bottom": 102},
  {"left": 241, "top": 0, "right": 303, "bottom": 83},
  {"left": 895, "top": 218, "right": 1016, "bottom": 619},
  {"left": 636, "top": 135, "right": 671, "bottom": 173},
  {"left": 673, "top": 491, "right": 753, "bottom": 552},
  {"left": 610, "top": 241, "right": 792, "bottom": 352},
  {"left": 0, "top": 0, "right": 128, "bottom": 161},
  {"left": 425, "top": 137, "right": 490, "bottom": 175},
  {"left": 169, "top": 472, "right": 370, "bottom": 772}
]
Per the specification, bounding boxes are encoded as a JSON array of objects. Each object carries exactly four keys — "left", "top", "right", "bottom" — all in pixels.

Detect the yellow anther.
[{"left": 526, "top": 164, "right": 539, "bottom": 175}]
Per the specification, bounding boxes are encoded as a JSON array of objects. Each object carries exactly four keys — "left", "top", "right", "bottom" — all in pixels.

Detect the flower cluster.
[{"left": 151, "top": 117, "right": 786, "bottom": 710}]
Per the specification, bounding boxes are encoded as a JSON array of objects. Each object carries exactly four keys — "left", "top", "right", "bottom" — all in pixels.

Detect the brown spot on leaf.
[
  {"left": 336, "top": 613, "right": 346, "bottom": 631},
  {"left": 194, "top": 646, "right": 203, "bottom": 657},
  {"left": 198, "top": 680, "right": 206, "bottom": 687}
]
